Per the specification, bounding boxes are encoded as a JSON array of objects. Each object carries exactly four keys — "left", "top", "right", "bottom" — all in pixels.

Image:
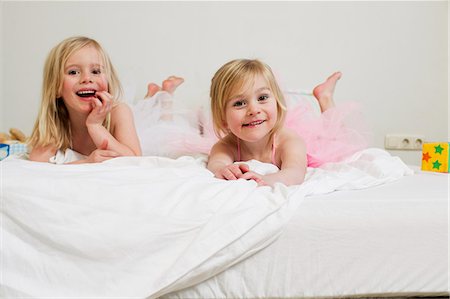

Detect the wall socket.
[{"left": 384, "top": 134, "right": 424, "bottom": 151}]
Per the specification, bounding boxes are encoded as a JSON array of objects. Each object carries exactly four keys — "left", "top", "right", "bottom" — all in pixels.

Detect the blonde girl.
[
  {"left": 28, "top": 36, "right": 141, "bottom": 164},
  {"left": 207, "top": 59, "right": 308, "bottom": 186}
]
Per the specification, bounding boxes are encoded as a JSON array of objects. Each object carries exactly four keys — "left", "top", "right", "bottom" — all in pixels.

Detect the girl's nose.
[
  {"left": 247, "top": 101, "right": 261, "bottom": 115},
  {"left": 80, "top": 72, "right": 93, "bottom": 84}
]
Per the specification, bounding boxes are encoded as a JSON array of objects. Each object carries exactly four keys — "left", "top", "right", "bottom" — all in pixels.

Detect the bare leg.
[
  {"left": 312, "top": 71, "right": 342, "bottom": 113},
  {"left": 162, "top": 76, "right": 185, "bottom": 94},
  {"left": 144, "top": 76, "right": 184, "bottom": 120},
  {"left": 159, "top": 77, "right": 184, "bottom": 121},
  {"left": 145, "top": 83, "right": 162, "bottom": 98}
]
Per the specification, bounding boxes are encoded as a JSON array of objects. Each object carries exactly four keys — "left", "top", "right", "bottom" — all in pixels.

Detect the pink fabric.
[{"left": 285, "top": 100, "right": 370, "bottom": 167}]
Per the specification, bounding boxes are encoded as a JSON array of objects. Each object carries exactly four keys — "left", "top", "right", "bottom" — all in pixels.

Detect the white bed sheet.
[
  {"left": 164, "top": 167, "right": 449, "bottom": 298},
  {"left": 2, "top": 148, "right": 444, "bottom": 298}
]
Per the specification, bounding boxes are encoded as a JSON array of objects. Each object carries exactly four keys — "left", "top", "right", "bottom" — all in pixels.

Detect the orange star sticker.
[{"left": 422, "top": 152, "right": 431, "bottom": 162}]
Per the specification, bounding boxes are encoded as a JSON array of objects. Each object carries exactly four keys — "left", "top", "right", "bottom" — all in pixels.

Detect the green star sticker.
[
  {"left": 434, "top": 144, "right": 444, "bottom": 154},
  {"left": 432, "top": 160, "right": 442, "bottom": 170}
]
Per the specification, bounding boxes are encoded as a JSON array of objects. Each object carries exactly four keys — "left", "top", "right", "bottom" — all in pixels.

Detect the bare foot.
[
  {"left": 312, "top": 71, "right": 342, "bottom": 112},
  {"left": 162, "top": 76, "right": 184, "bottom": 94},
  {"left": 145, "top": 83, "right": 161, "bottom": 98}
]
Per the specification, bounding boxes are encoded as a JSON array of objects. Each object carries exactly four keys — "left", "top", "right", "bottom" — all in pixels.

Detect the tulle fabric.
[
  {"left": 283, "top": 92, "right": 370, "bottom": 167},
  {"left": 132, "top": 91, "right": 370, "bottom": 167},
  {"left": 132, "top": 91, "right": 215, "bottom": 158}
]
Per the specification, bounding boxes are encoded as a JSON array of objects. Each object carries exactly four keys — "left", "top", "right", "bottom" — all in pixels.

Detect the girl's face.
[
  {"left": 60, "top": 45, "right": 108, "bottom": 115},
  {"left": 224, "top": 75, "right": 278, "bottom": 143}
]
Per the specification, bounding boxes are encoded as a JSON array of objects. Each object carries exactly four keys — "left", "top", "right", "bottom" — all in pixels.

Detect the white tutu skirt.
[
  {"left": 132, "top": 91, "right": 216, "bottom": 159},
  {"left": 132, "top": 91, "right": 370, "bottom": 166}
]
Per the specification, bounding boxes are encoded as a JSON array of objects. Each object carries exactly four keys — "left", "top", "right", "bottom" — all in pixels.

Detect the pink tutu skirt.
[
  {"left": 132, "top": 91, "right": 370, "bottom": 167},
  {"left": 284, "top": 92, "right": 370, "bottom": 167}
]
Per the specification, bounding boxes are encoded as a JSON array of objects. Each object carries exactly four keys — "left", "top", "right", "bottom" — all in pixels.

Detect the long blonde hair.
[
  {"left": 28, "top": 36, "right": 123, "bottom": 151},
  {"left": 210, "top": 59, "right": 287, "bottom": 139}
]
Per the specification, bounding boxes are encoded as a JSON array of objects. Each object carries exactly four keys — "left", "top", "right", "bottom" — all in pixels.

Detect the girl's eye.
[
  {"left": 258, "top": 94, "right": 269, "bottom": 101},
  {"left": 67, "top": 70, "right": 79, "bottom": 75},
  {"left": 233, "top": 100, "right": 246, "bottom": 107},
  {"left": 92, "top": 68, "right": 102, "bottom": 75}
]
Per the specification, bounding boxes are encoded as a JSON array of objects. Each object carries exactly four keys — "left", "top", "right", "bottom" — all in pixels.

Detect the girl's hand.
[
  {"left": 214, "top": 163, "right": 250, "bottom": 180},
  {"left": 86, "top": 91, "right": 113, "bottom": 127},
  {"left": 85, "top": 139, "right": 119, "bottom": 163},
  {"left": 240, "top": 171, "right": 268, "bottom": 186},
  {"left": 214, "top": 164, "right": 267, "bottom": 186},
  {"left": 86, "top": 149, "right": 119, "bottom": 163}
]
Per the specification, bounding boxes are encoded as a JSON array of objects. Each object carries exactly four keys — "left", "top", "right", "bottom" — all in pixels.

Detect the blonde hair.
[
  {"left": 210, "top": 59, "right": 287, "bottom": 139},
  {"left": 28, "top": 36, "right": 123, "bottom": 151}
]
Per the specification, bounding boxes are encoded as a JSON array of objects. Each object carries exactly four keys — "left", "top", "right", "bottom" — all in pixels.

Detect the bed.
[{"left": 1, "top": 148, "right": 448, "bottom": 298}]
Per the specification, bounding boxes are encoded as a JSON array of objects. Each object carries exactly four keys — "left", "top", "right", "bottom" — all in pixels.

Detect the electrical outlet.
[{"left": 385, "top": 134, "right": 424, "bottom": 151}]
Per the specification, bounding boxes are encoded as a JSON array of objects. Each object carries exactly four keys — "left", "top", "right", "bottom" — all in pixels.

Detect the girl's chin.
[
  {"left": 78, "top": 103, "right": 94, "bottom": 113},
  {"left": 78, "top": 96, "right": 97, "bottom": 102},
  {"left": 236, "top": 134, "right": 268, "bottom": 143}
]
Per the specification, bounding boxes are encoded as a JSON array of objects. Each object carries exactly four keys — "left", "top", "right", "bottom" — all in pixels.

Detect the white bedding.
[
  {"left": 2, "top": 148, "right": 436, "bottom": 298},
  {"left": 165, "top": 166, "right": 449, "bottom": 298}
]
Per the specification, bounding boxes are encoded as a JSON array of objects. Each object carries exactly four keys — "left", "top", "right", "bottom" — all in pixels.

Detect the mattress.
[{"left": 164, "top": 167, "right": 449, "bottom": 298}]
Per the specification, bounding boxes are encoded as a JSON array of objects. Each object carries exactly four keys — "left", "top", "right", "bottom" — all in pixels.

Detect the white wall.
[{"left": 1, "top": 1, "right": 448, "bottom": 165}]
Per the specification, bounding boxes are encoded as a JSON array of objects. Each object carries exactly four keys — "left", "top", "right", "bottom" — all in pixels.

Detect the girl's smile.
[
  {"left": 242, "top": 119, "right": 266, "bottom": 127},
  {"left": 76, "top": 89, "right": 98, "bottom": 99}
]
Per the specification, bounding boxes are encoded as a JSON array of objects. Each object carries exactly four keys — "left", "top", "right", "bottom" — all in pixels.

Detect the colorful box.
[{"left": 421, "top": 142, "right": 449, "bottom": 173}]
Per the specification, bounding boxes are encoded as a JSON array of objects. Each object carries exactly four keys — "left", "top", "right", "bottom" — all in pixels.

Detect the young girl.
[
  {"left": 28, "top": 36, "right": 142, "bottom": 164},
  {"left": 207, "top": 59, "right": 307, "bottom": 186},
  {"left": 207, "top": 59, "right": 368, "bottom": 186}
]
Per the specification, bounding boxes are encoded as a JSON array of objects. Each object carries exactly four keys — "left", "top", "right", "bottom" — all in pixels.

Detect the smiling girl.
[
  {"left": 28, "top": 36, "right": 141, "bottom": 164},
  {"left": 206, "top": 59, "right": 368, "bottom": 186},
  {"left": 207, "top": 59, "right": 308, "bottom": 186}
]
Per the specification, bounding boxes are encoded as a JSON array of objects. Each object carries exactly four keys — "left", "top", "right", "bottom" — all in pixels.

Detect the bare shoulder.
[
  {"left": 29, "top": 144, "right": 57, "bottom": 162},
  {"left": 275, "top": 128, "right": 307, "bottom": 171},
  {"left": 111, "top": 102, "right": 133, "bottom": 118},
  {"left": 210, "top": 135, "right": 236, "bottom": 156},
  {"left": 110, "top": 102, "right": 135, "bottom": 130},
  {"left": 275, "top": 128, "right": 306, "bottom": 163},
  {"left": 276, "top": 128, "right": 305, "bottom": 148}
]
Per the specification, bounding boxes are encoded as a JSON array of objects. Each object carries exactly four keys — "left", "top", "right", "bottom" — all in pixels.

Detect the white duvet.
[{"left": 1, "top": 148, "right": 412, "bottom": 298}]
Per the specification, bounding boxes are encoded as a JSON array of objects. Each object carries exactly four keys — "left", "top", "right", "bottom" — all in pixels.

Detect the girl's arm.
[
  {"left": 240, "top": 132, "right": 307, "bottom": 186},
  {"left": 29, "top": 143, "right": 119, "bottom": 164},
  {"left": 68, "top": 140, "right": 119, "bottom": 164},
  {"left": 87, "top": 101, "right": 142, "bottom": 156},
  {"left": 28, "top": 144, "right": 57, "bottom": 162},
  {"left": 207, "top": 141, "right": 249, "bottom": 180},
  {"left": 262, "top": 136, "right": 307, "bottom": 186}
]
